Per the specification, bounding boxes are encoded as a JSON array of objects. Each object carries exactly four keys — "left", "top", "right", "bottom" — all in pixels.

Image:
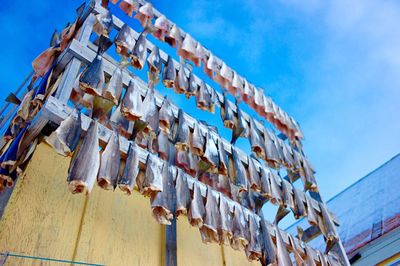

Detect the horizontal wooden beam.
[{"left": 41, "top": 95, "right": 322, "bottom": 264}]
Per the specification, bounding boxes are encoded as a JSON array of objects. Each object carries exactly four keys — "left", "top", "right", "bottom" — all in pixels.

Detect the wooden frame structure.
[{"left": 0, "top": 0, "right": 350, "bottom": 265}]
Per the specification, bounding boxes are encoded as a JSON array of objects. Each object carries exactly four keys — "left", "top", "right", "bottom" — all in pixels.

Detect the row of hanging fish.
[{"left": 102, "top": 0, "right": 304, "bottom": 141}]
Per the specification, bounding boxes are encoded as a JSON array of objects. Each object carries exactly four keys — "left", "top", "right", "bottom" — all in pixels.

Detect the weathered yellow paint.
[
  {"left": 176, "top": 218, "right": 223, "bottom": 266},
  {"left": 0, "top": 142, "right": 258, "bottom": 266},
  {"left": 222, "top": 246, "right": 259, "bottom": 266}
]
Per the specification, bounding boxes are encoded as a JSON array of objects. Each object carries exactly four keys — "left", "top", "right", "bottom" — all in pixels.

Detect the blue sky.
[{"left": 1, "top": 0, "right": 399, "bottom": 209}]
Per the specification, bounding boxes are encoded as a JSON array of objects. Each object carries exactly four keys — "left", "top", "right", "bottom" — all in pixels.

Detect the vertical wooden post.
[{"left": 165, "top": 148, "right": 177, "bottom": 266}]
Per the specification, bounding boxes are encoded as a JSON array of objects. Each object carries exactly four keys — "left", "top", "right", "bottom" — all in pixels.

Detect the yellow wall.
[{"left": 0, "top": 143, "right": 257, "bottom": 266}]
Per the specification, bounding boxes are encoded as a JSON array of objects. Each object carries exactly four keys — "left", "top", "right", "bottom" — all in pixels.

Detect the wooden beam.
[{"left": 40, "top": 96, "right": 325, "bottom": 264}]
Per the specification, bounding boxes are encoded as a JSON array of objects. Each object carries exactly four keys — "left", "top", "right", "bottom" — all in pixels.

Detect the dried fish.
[
  {"left": 231, "top": 100, "right": 248, "bottom": 144},
  {"left": 215, "top": 62, "right": 233, "bottom": 89},
  {"left": 249, "top": 119, "right": 265, "bottom": 159},
  {"left": 158, "top": 97, "right": 174, "bottom": 134},
  {"left": 110, "top": 104, "right": 134, "bottom": 138},
  {"left": 200, "top": 189, "right": 220, "bottom": 244},
  {"left": 241, "top": 79, "right": 254, "bottom": 104},
  {"left": 269, "top": 172, "right": 283, "bottom": 206},
  {"left": 102, "top": 60, "right": 126, "bottom": 105},
  {"left": 162, "top": 55, "right": 176, "bottom": 88},
  {"left": 118, "top": 142, "right": 140, "bottom": 195},
  {"left": 304, "top": 245, "right": 317, "bottom": 266},
  {"left": 194, "top": 43, "right": 206, "bottom": 67},
  {"left": 229, "top": 147, "right": 248, "bottom": 192},
  {"left": 186, "top": 150, "right": 199, "bottom": 176},
  {"left": 50, "top": 29, "right": 60, "bottom": 47},
  {"left": 220, "top": 93, "right": 235, "bottom": 129},
  {"left": 245, "top": 214, "right": 262, "bottom": 261},
  {"left": 204, "top": 53, "right": 218, "bottom": 78},
  {"left": 247, "top": 156, "right": 261, "bottom": 191},
  {"left": 142, "top": 153, "right": 164, "bottom": 197},
  {"left": 281, "top": 179, "right": 294, "bottom": 209},
  {"left": 32, "top": 46, "right": 61, "bottom": 77},
  {"left": 45, "top": 109, "right": 82, "bottom": 157},
  {"left": 196, "top": 81, "right": 214, "bottom": 112},
  {"left": 319, "top": 203, "right": 338, "bottom": 253},
  {"left": 164, "top": 24, "right": 182, "bottom": 48},
  {"left": 119, "top": 0, "right": 138, "bottom": 17},
  {"left": 188, "top": 182, "right": 206, "bottom": 227},
  {"left": 259, "top": 219, "right": 277, "bottom": 266},
  {"left": 288, "top": 234, "right": 305, "bottom": 266},
  {"left": 174, "top": 109, "right": 190, "bottom": 151},
  {"left": 217, "top": 195, "right": 233, "bottom": 245},
  {"left": 97, "top": 128, "right": 121, "bottom": 190},
  {"left": 190, "top": 123, "right": 204, "bottom": 156},
  {"left": 121, "top": 79, "right": 143, "bottom": 121},
  {"left": 131, "top": 31, "right": 148, "bottom": 70},
  {"left": 134, "top": 3, "right": 154, "bottom": 28},
  {"left": 93, "top": 10, "right": 113, "bottom": 37},
  {"left": 153, "top": 15, "right": 170, "bottom": 41},
  {"left": 67, "top": 120, "right": 100, "bottom": 194},
  {"left": 12, "top": 89, "right": 34, "bottom": 125},
  {"left": 201, "top": 132, "right": 219, "bottom": 173},
  {"left": 175, "top": 147, "right": 189, "bottom": 171},
  {"left": 217, "top": 138, "right": 228, "bottom": 176},
  {"left": 228, "top": 71, "right": 243, "bottom": 96},
  {"left": 176, "top": 170, "right": 190, "bottom": 217},
  {"left": 92, "top": 95, "right": 114, "bottom": 124},
  {"left": 185, "top": 72, "right": 197, "bottom": 98},
  {"left": 115, "top": 24, "right": 135, "bottom": 57},
  {"left": 0, "top": 126, "right": 27, "bottom": 169},
  {"left": 79, "top": 35, "right": 112, "bottom": 96},
  {"left": 252, "top": 87, "right": 264, "bottom": 114},
  {"left": 263, "top": 129, "right": 281, "bottom": 169},
  {"left": 274, "top": 225, "right": 293, "bottom": 266},
  {"left": 151, "top": 165, "right": 175, "bottom": 225},
  {"left": 157, "top": 131, "right": 170, "bottom": 161},
  {"left": 230, "top": 204, "right": 248, "bottom": 250},
  {"left": 305, "top": 195, "right": 318, "bottom": 227},
  {"left": 141, "top": 88, "right": 159, "bottom": 138},
  {"left": 147, "top": 46, "right": 162, "bottom": 74},
  {"left": 178, "top": 34, "right": 197, "bottom": 63},
  {"left": 259, "top": 167, "right": 271, "bottom": 198},
  {"left": 174, "top": 63, "right": 188, "bottom": 94}
]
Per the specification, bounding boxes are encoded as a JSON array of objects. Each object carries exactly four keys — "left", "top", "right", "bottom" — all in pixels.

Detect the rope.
[{"left": 0, "top": 252, "right": 105, "bottom": 265}]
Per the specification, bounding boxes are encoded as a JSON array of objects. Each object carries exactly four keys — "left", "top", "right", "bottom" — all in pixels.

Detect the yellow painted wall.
[{"left": 0, "top": 143, "right": 258, "bottom": 266}]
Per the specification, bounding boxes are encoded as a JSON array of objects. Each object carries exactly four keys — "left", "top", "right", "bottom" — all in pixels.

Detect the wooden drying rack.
[{"left": 0, "top": 0, "right": 350, "bottom": 265}]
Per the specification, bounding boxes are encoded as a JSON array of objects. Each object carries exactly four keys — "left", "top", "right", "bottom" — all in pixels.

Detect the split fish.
[
  {"left": 217, "top": 195, "right": 233, "bottom": 245},
  {"left": 158, "top": 97, "right": 174, "bottom": 134},
  {"left": 304, "top": 245, "right": 317, "bottom": 266},
  {"left": 259, "top": 219, "right": 277, "bottom": 266},
  {"left": 204, "top": 53, "right": 218, "bottom": 78},
  {"left": 92, "top": 96, "right": 114, "bottom": 124},
  {"left": 174, "top": 63, "right": 188, "bottom": 94},
  {"left": 230, "top": 204, "right": 248, "bottom": 251},
  {"left": 281, "top": 179, "right": 294, "bottom": 209},
  {"left": 241, "top": 80, "right": 254, "bottom": 104},
  {"left": 228, "top": 147, "right": 248, "bottom": 192},
  {"left": 305, "top": 195, "right": 319, "bottom": 227},
  {"left": 131, "top": 31, "right": 148, "bottom": 70},
  {"left": 162, "top": 55, "right": 176, "bottom": 88},
  {"left": 317, "top": 250, "right": 329, "bottom": 266},
  {"left": 319, "top": 203, "right": 338, "bottom": 253},
  {"left": 164, "top": 24, "right": 182, "bottom": 48},
  {"left": 188, "top": 182, "right": 206, "bottom": 227},
  {"left": 175, "top": 170, "right": 191, "bottom": 217},
  {"left": 200, "top": 189, "right": 220, "bottom": 244},
  {"left": 114, "top": 24, "right": 136, "bottom": 57},
  {"left": 157, "top": 131, "right": 170, "bottom": 161},
  {"left": 178, "top": 34, "right": 197, "bottom": 64},
  {"left": 292, "top": 187, "right": 307, "bottom": 219},
  {"left": 79, "top": 35, "right": 112, "bottom": 96},
  {"left": 215, "top": 171, "right": 231, "bottom": 198},
  {"left": 151, "top": 164, "right": 175, "bottom": 225},
  {"left": 259, "top": 167, "right": 272, "bottom": 199},
  {"left": 175, "top": 146, "right": 189, "bottom": 171},
  {"left": 245, "top": 214, "right": 262, "bottom": 261},
  {"left": 194, "top": 43, "right": 206, "bottom": 67},
  {"left": 147, "top": 46, "right": 162, "bottom": 74},
  {"left": 231, "top": 100, "right": 249, "bottom": 144},
  {"left": 121, "top": 79, "right": 143, "bottom": 121},
  {"left": 228, "top": 71, "right": 243, "bottom": 96},
  {"left": 67, "top": 120, "right": 100, "bottom": 194},
  {"left": 217, "top": 138, "right": 228, "bottom": 176},
  {"left": 190, "top": 122, "right": 204, "bottom": 156},
  {"left": 288, "top": 234, "right": 305, "bottom": 266},
  {"left": 32, "top": 46, "right": 61, "bottom": 77},
  {"left": 215, "top": 62, "right": 233, "bottom": 89},
  {"left": 97, "top": 128, "right": 121, "bottom": 190},
  {"left": 249, "top": 119, "right": 265, "bottom": 159},
  {"left": 247, "top": 156, "right": 261, "bottom": 191},
  {"left": 174, "top": 109, "right": 190, "bottom": 151},
  {"left": 110, "top": 104, "right": 134, "bottom": 138},
  {"left": 119, "top": 0, "right": 138, "bottom": 17},
  {"left": 141, "top": 153, "right": 164, "bottom": 197},
  {"left": 185, "top": 72, "right": 197, "bottom": 99},
  {"left": 93, "top": 10, "right": 113, "bottom": 37},
  {"left": 141, "top": 88, "right": 159, "bottom": 138},
  {"left": 252, "top": 87, "right": 264, "bottom": 114},
  {"left": 200, "top": 132, "right": 219, "bottom": 173},
  {"left": 220, "top": 93, "right": 235, "bottom": 129},
  {"left": 274, "top": 225, "right": 293, "bottom": 266},
  {"left": 134, "top": 3, "right": 154, "bottom": 28},
  {"left": 45, "top": 109, "right": 82, "bottom": 156},
  {"left": 186, "top": 150, "right": 199, "bottom": 176},
  {"left": 263, "top": 96, "right": 275, "bottom": 122},
  {"left": 196, "top": 81, "right": 214, "bottom": 113},
  {"left": 269, "top": 172, "right": 283, "bottom": 206},
  {"left": 12, "top": 89, "right": 34, "bottom": 125},
  {"left": 263, "top": 129, "right": 281, "bottom": 169},
  {"left": 118, "top": 142, "right": 140, "bottom": 195},
  {"left": 153, "top": 15, "right": 170, "bottom": 41},
  {"left": 102, "top": 60, "right": 127, "bottom": 105},
  {"left": 59, "top": 20, "right": 78, "bottom": 52}
]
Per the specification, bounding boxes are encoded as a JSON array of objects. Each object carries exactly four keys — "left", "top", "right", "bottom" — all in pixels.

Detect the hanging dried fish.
[
  {"left": 245, "top": 214, "right": 262, "bottom": 261},
  {"left": 220, "top": 93, "right": 235, "bottom": 129},
  {"left": 200, "top": 189, "right": 220, "bottom": 244},
  {"left": 134, "top": 2, "right": 154, "bottom": 28},
  {"left": 200, "top": 132, "right": 219, "bottom": 173},
  {"left": 231, "top": 100, "right": 248, "bottom": 144},
  {"left": 217, "top": 138, "right": 228, "bottom": 176},
  {"left": 118, "top": 142, "right": 140, "bottom": 195},
  {"left": 12, "top": 89, "right": 34, "bottom": 125},
  {"left": 151, "top": 164, "right": 175, "bottom": 225},
  {"left": 79, "top": 35, "right": 112, "bottom": 96},
  {"left": 175, "top": 147, "right": 189, "bottom": 171},
  {"left": 305, "top": 195, "right": 318, "bottom": 227},
  {"left": 158, "top": 97, "right": 174, "bottom": 134},
  {"left": 176, "top": 170, "right": 190, "bottom": 217},
  {"left": 269, "top": 172, "right": 283, "bottom": 205},
  {"left": 230, "top": 204, "right": 248, "bottom": 251},
  {"left": 110, "top": 104, "right": 133, "bottom": 138},
  {"left": 281, "top": 180, "right": 294, "bottom": 210},
  {"left": 228, "top": 71, "right": 243, "bottom": 96},
  {"left": 204, "top": 53, "right": 218, "bottom": 78},
  {"left": 217, "top": 195, "right": 233, "bottom": 245},
  {"left": 319, "top": 203, "right": 338, "bottom": 253},
  {"left": 259, "top": 167, "right": 271, "bottom": 198},
  {"left": 189, "top": 123, "right": 203, "bottom": 157},
  {"left": 259, "top": 219, "right": 277, "bottom": 266},
  {"left": 185, "top": 72, "right": 198, "bottom": 99},
  {"left": 194, "top": 43, "right": 206, "bottom": 67},
  {"left": 102, "top": 60, "right": 126, "bottom": 105},
  {"left": 157, "top": 131, "right": 170, "bottom": 161},
  {"left": 121, "top": 79, "right": 143, "bottom": 121},
  {"left": 304, "top": 245, "right": 317, "bottom": 266},
  {"left": 188, "top": 182, "right": 206, "bottom": 227},
  {"left": 153, "top": 15, "right": 170, "bottom": 41},
  {"left": 174, "top": 63, "right": 188, "bottom": 94},
  {"left": 178, "top": 34, "right": 197, "bottom": 63},
  {"left": 131, "top": 31, "right": 148, "bottom": 70},
  {"left": 287, "top": 234, "right": 305, "bottom": 266},
  {"left": 119, "top": 0, "right": 138, "bottom": 17},
  {"left": 164, "top": 24, "right": 182, "bottom": 48},
  {"left": 93, "top": 10, "right": 113, "bottom": 37},
  {"left": 229, "top": 147, "right": 248, "bottom": 192},
  {"left": 252, "top": 87, "right": 264, "bottom": 114},
  {"left": 67, "top": 120, "right": 100, "bottom": 194},
  {"left": 114, "top": 24, "right": 136, "bottom": 57},
  {"left": 147, "top": 46, "right": 162, "bottom": 74},
  {"left": 174, "top": 109, "right": 190, "bottom": 151},
  {"left": 162, "top": 55, "right": 176, "bottom": 88},
  {"left": 263, "top": 129, "right": 281, "bottom": 169},
  {"left": 32, "top": 46, "right": 61, "bottom": 77},
  {"left": 274, "top": 225, "right": 293, "bottom": 266},
  {"left": 196, "top": 81, "right": 214, "bottom": 113},
  {"left": 141, "top": 153, "right": 164, "bottom": 197},
  {"left": 97, "top": 128, "right": 121, "bottom": 190},
  {"left": 291, "top": 187, "right": 307, "bottom": 219},
  {"left": 247, "top": 156, "right": 261, "bottom": 191},
  {"left": 141, "top": 88, "right": 159, "bottom": 138},
  {"left": 249, "top": 119, "right": 265, "bottom": 159},
  {"left": 186, "top": 150, "right": 199, "bottom": 177},
  {"left": 45, "top": 109, "right": 82, "bottom": 157},
  {"left": 215, "top": 62, "right": 233, "bottom": 89},
  {"left": 241, "top": 79, "right": 254, "bottom": 104},
  {"left": 317, "top": 250, "right": 329, "bottom": 266},
  {"left": 0, "top": 126, "right": 27, "bottom": 169}
]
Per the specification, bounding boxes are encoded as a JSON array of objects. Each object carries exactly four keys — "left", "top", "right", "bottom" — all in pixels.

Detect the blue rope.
[{"left": 0, "top": 252, "right": 105, "bottom": 265}]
